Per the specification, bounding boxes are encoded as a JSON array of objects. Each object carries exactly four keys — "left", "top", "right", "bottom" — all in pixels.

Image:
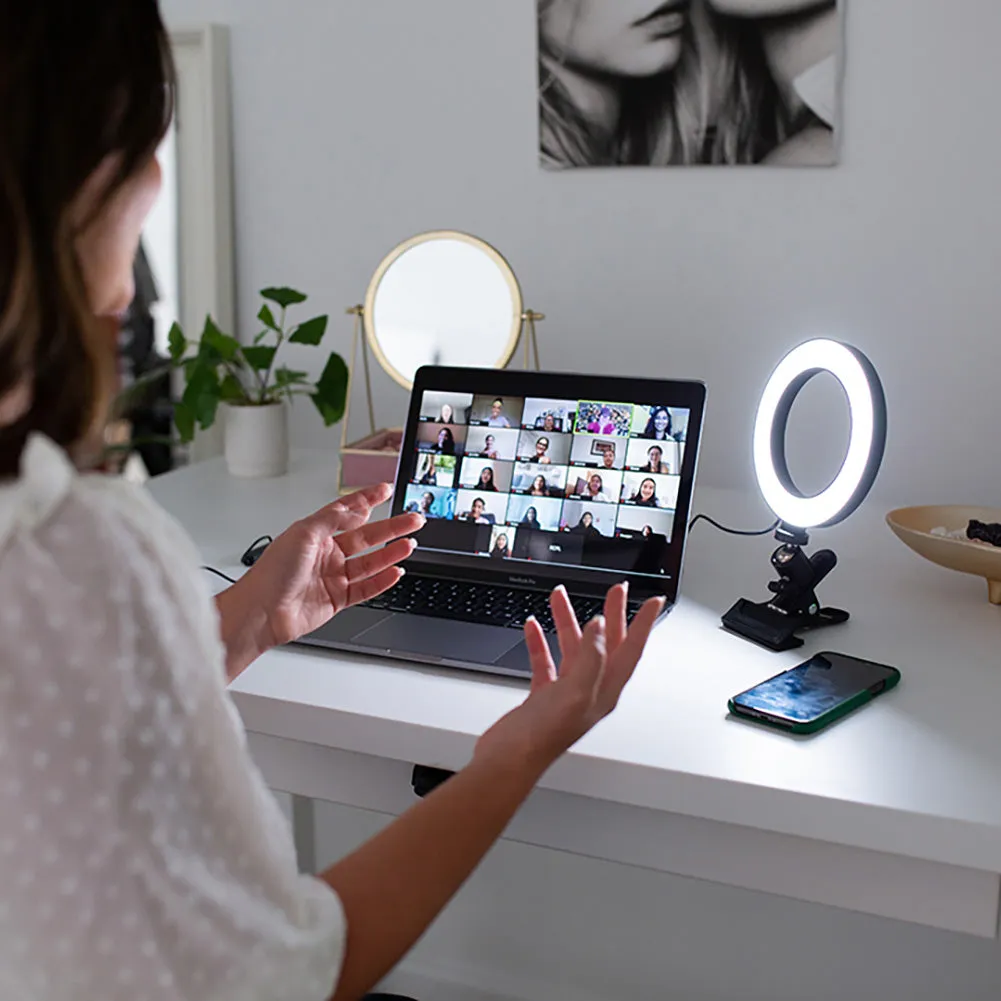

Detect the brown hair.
[{"left": 0, "top": 1, "right": 175, "bottom": 477}]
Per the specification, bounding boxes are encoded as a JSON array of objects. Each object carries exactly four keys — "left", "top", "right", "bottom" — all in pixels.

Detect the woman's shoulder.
[{"left": 1, "top": 435, "right": 207, "bottom": 603}]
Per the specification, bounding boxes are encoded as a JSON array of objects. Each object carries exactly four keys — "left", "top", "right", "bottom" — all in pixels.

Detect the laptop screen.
[{"left": 394, "top": 369, "right": 706, "bottom": 597}]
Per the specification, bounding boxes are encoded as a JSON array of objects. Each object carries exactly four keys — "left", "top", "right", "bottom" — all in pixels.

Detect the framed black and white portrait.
[{"left": 537, "top": 1, "right": 843, "bottom": 168}]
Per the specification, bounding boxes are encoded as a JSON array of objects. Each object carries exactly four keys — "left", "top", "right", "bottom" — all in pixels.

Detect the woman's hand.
[
  {"left": 216, "top": 484, "right": 423, "bottom": 678},
  {"left": 474, "top": 583, "right": 664, "bottom": 776}
]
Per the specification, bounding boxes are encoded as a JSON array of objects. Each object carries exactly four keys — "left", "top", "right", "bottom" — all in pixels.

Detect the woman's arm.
[
  {"left": 323, "top": 585, "right": 662, "bottom": 1001},
  {"left": 323, "top": 751, "right": 543, "bottom": 1001}
]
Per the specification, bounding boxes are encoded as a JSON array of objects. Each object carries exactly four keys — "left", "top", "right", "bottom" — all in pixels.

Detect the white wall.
[{"left": 161, "top": 0, "right": 1001, "bottom": 505}]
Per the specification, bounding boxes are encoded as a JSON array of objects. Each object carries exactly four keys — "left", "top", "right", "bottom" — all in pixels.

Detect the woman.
[
  {"left": 435, "top": 427, "right": 455, "bottom": 455},
  {"left": 477, "top": 466, "right": 498, "bottom": 492},
  {"left": 529, "top": 474, "right": 550, "bottom": 497},
  {"left": 538, "top": 0, "right": 709, "bottom": 166},
  {"left": 631, "top": 477, "right": 660, "bottom": 507},
  {"left": 570, "top": 511, "right": 602, "bottom": 538},
  {"left": 437, "top": 403, "right": 455, "bottom": 423},
  {"left": 528, "top": 435, "right": 553, "bottom": 464},
  {"left": 481, "top": 433, "right": 499, "bottom": 460},
  {"left": 641, "top": 445, "right": 669, "bottom": 475},
  {"left": 520, "top": 506, "right": 540, "bottom": 528},
  {"left": 0, "top": 6, "right": 664, "bottom": 999},
  {"left": 419, "top": 492, "right": 437, "bottom": 517},
  {"left": 583, "top": 473, "right": 612, "bottom": 503},
  {"left": 706, "top": 0, "right": 838, "bottom": 165},
  {"left": 642, "top": 407, "right": 674, "bottom": 441},
  {"left": 541, "top": 413, "right": 557, "bottom": 432},
  {"left": 490, "top": 533, "right": 510, "bottom": 559}
]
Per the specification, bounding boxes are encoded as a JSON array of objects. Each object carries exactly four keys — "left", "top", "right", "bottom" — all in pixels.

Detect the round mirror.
[{"left": 363, "top": 231, "right": 524, "bottom": 389}]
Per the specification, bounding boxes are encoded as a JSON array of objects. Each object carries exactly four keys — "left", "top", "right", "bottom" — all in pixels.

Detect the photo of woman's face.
[{"left": 540, "top": 0, "right": 691, "bottom": 79}]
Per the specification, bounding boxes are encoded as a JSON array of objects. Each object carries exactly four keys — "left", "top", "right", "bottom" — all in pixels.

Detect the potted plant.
[{"left": 168, "top": 287, "right": 348, "bottom": 477}]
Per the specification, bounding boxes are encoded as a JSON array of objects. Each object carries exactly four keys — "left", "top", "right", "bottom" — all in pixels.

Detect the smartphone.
[{"left": 728, "top": 652, "right": 901, "bottom": 735}]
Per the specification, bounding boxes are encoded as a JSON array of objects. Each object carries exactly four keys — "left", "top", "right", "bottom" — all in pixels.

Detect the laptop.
[{"left": 296, "top": 366, "right": 706, "bottom": 678}]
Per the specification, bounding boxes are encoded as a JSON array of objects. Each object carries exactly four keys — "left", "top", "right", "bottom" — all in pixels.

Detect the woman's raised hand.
[{"left": 475, "top": 583, "right": 663, "bottom": 773}]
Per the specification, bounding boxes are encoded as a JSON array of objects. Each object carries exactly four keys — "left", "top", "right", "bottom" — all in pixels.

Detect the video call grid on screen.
[{"left": 405, "top": 391, "right": 693, "bottom": 576}]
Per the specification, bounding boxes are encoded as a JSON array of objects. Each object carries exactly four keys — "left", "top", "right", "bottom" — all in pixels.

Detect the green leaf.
[
  {"left": 241, "top": 345, "right": 277, "bottom": 371},
  {"left": 260, "top": 287, "right": 307, "bottom": 308},
  {"left": 181, "top": 362, "right": 221, "bottom": 430},
  {"left": 173, "top": 401, "right": 196, "bottom": 443},
  {"left": 310, "top": 352, "right": 349, "bottom": 426},
  {"left": 288, "top": 314, "right": 328, "bottom": 346},
  {"left": 201, "top": 317, "right": 240, "bottom": 361},
  {"left": 258, "top": 304, "right": 278, "bottom": 331},
  {"left": 219, "top": 372, "right": 247, "bottom": 402},
  {"left": 168, "top": 323, "right": 187, "bottom": 363},
  {"left": 274, "top": 367, "right": 310, "bottom": 388}
]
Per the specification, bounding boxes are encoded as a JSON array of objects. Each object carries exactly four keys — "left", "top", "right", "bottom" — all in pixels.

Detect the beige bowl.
[{"left": 886, "top": 506, "right": 1001, "bottom": 604}]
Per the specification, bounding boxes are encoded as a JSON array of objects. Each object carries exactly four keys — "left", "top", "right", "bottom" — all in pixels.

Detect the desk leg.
[{"left": 291, "top": 794, "right": 317, "bottom": 874}]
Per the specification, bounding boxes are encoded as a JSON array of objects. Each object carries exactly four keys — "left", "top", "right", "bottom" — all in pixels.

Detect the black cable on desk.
[{"left": 688, "top": 514, "right": 780, "bottom": 537}]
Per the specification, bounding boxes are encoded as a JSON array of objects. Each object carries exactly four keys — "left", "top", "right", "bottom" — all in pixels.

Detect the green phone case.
[{"left": 728, "top": 661, "right": 901, "bottom": 735}]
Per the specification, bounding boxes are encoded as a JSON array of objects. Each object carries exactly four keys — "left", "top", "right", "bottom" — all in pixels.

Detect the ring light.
[
  {"left": 722, "top": 339, "right": 888, "bottom": 653},
  {"left": 753, "top": 339, "right": 886, "bottom": 530}
]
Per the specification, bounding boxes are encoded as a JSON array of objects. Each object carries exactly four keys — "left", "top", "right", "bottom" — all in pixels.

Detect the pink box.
[{"left": 339, "top": 427, "right": 404, "bottom": 494}]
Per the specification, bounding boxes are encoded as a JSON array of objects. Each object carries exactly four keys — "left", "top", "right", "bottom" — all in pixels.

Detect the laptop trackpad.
[{"left": 354, "top": 615, "right": 523, "bottom": 664}]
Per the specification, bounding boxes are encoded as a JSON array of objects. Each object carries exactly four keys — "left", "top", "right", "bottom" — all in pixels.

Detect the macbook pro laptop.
[{"left": 296, "top": 366, "right": 706, "bottom": 678}]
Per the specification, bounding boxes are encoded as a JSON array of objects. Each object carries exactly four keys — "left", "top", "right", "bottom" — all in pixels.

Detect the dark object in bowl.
[{"left": 967, "top": 520, "right": 1001, "bottom": 548}]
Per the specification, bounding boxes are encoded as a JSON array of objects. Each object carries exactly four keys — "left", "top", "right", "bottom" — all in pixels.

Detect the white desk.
[{"left": 150, "top": 452, "right": 1001, "bottom": 951}]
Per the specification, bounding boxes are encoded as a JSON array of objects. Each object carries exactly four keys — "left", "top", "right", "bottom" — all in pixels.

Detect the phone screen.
[{"left": 732, "top": 653, "right": 898, "bottom": 725}]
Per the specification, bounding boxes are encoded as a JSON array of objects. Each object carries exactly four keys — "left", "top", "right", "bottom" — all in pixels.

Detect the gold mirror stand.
[{"left": 337, "top": 306, "right": 546, "bottom": 496}]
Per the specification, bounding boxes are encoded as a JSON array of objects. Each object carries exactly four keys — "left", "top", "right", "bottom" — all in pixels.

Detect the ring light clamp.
[{"left": 724, "top": 339, "right": 887, "bottom": 652}]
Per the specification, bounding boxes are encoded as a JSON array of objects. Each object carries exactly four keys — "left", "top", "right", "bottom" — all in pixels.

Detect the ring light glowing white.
[{"left": 752, "top": 339, "right": 886, "bottom": 530}]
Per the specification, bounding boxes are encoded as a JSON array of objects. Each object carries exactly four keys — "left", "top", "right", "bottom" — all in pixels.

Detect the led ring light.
[{"left": 752, "top": 339, "right": 887, "bottom": 531}]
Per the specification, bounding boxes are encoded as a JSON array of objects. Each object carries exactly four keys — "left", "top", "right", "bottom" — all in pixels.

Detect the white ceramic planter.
[{"left": 223, "top": 401, "right": 288, "bottom": 478}]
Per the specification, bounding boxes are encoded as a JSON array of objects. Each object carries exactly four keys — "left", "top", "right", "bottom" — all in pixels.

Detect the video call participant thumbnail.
[
  {"left": 505, "top": 494, "right": 563, "bottom": 532},
  {"left": 615, "top": 505, "right": 675, "bottom": 544},
  {"left": 624, "top": 439, "right": 680, "bottom": 475},
  {"left": 510, "top": 463, "right": 568, "bottom": 498},
  {"left": 464, "top": 426, "right": 519, "bottom": 461},
  {"left": 619, "top": 472, "right": 680, "bottom": 510},
  {"left": 575, "top": 401, "right": 633, "bottom": 437},
  {"left": 521, "top": 397, "right": 576, "bottom": 432},
  {"left": 419, "top": 392, "right": 473, "bottom": 425},
  {"left": 567, "top": 470, "right": 622, "bottom": 504},
  {"left": 417, "top": 421, "right": 467, "bottom": 455},
  {"left": 488, "top": 526, "right": 516, "bottom": 560},
  {"left": 631, "top": 405, "right": 689, "bottom": 443},
  {"left": 458, "top": 456, "right": 514, "bottom": 493},
  {"left": 455, "top": 489, "right": 508, "bottom": 526},
  {"left": 559, "top": 500, "right": 616, "bottom": 538},
  {"left": 569, "top": 434, "right": 626, "bottom": 469},
  {"left": 403, "top": 485, "right": 456, "bottom": 520},
  {"left": 516, "top": 430, "right": 571, "bottom": 465},
  {"left": 412, "top": 452, "right": 457, "bottom": 488},
  {"left": 469, "top": 395, "right": 525, "bottom": 429}
]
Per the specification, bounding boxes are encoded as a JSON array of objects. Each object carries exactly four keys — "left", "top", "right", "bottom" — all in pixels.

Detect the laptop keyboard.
[{"left": 364, "top": 576, "right": 641, "bottom": 632}]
